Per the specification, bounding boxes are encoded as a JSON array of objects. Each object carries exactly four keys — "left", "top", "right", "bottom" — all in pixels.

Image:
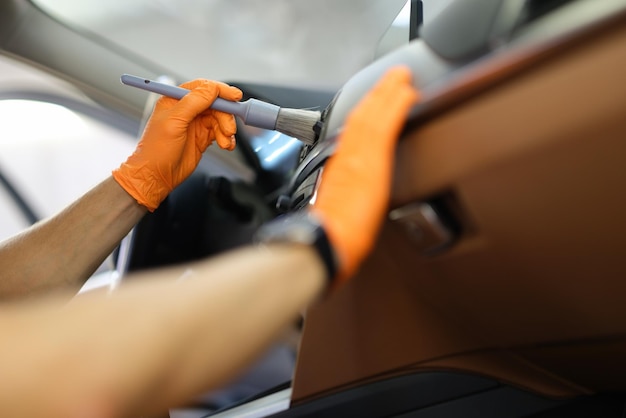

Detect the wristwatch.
[{"left": 253, "top": 210, "right": 338, "bottom": 282}]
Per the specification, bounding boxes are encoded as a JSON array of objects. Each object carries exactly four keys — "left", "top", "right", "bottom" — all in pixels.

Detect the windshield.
[{"left": 33, "top": 0, "right": 416, "bottom": 90}]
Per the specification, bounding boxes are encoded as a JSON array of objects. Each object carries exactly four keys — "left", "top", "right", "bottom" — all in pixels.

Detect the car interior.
[{"left": 1, "top": 0, "right": 625, "bottom": 417}]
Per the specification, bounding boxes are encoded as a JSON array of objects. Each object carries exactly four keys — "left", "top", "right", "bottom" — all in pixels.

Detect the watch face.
[{"left": 255, "top": 211, "right": 337, "bottom": 280}]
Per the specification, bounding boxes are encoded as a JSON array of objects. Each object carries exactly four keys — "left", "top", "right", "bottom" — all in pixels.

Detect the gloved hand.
[
  {"left": 113, "top": 79, "right": 243, "bottom": 211},
  {"left": 311, "top": 66, "right": 419, "bottom": 283}
]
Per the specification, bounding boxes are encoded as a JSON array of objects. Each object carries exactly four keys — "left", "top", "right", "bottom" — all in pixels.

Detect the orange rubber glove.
[
  {"left": 311, "top": 66, "right": 420, "bottom": 283},
  {"left": 113, "top": 79, "right": 243, "bottom": 211}
]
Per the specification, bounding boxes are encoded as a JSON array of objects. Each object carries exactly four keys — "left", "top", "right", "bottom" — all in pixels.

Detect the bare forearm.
[
  {"left": 0, "top": 244, "right": 326, "bottom": 417},
  {"left": 120, "top": 245, "right": 326, "bottom": 415},
  {"left": 0, "top": 177, "right": 147, "bottom": 299}
]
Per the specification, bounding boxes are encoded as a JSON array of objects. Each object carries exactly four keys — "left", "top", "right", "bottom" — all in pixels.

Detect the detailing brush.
[{"left": 121, "top": 74, "right": 320, "bottom": 145}]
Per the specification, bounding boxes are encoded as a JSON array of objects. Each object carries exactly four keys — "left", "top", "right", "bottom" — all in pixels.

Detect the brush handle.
[{"left": 120, "top": 74, "right": 279, "bottom": 130}]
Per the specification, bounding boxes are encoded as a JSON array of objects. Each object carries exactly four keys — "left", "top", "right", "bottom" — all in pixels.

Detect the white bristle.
[{"left": 275, "top": 108, "right": 321, "bottom": 145}]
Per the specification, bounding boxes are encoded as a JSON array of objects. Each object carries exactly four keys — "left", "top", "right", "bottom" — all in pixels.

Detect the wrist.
[
  {"left": 112, "top": 166, "right": 162, "bottom": 212},
  {"left": 253, "top": 211, "right": 339, "bottom": 284},
  {"left": 107, "top": 175, "right": 150, "bottom": 214}
]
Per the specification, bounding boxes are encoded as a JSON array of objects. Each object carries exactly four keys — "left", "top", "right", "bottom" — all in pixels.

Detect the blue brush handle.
[
  {"left": 121, "top": 74, "right": 245, "bottom": 116},
  {"left": 121, "top": 74, "right": 283, "bottom": 132}
]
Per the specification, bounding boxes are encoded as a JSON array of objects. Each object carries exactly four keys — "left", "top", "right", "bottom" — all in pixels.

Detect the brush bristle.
[{"left": 275, "top": 108, "right": 321, "bottom": 145}]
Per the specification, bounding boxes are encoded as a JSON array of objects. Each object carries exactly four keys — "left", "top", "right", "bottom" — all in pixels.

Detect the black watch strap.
[{"left": 253, "top": 211, "right": 338, "bottom": 282}]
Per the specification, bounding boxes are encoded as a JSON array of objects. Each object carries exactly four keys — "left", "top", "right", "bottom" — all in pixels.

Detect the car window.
[
  {"left": 0, "top": 54, "right": 137, "bottom": 244},
  {"left": 0, "top": 99, "right": 135, "bottom": 224}
]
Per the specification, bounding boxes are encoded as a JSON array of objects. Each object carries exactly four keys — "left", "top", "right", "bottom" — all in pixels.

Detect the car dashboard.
[{"left": 200, "top": 0, "right": 626, "bottom": 416}]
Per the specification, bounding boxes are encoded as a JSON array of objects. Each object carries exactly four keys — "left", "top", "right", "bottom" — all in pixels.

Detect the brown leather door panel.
[{"left": 293, "top": 10, "right": 626, "bottom": 404}]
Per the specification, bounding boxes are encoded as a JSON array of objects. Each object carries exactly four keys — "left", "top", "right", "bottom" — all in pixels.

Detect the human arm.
[
  {"left": 0, "top": 79, "right": 242, "bottom": 299},
  {"left": 0, "top": 67, "right": 418, "bottom": 417},
  {"left": 0, "top": 177, "right": 145, "bottom": 299},
  {"left": 0, "top": 244, "right": 326, "bottom": 418}
]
